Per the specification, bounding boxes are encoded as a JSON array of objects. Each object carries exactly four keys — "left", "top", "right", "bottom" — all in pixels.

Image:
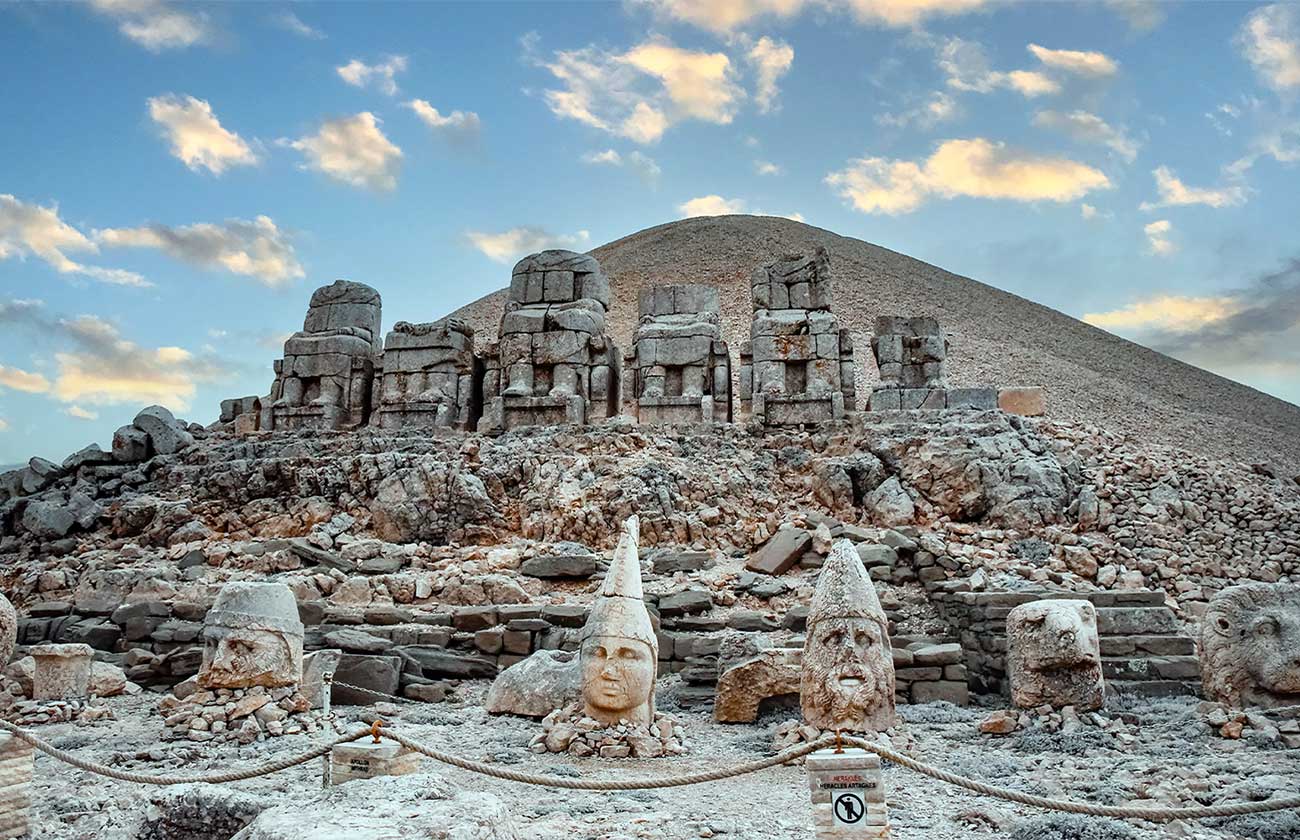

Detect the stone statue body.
[
  {"left": 198, "top": 582, "right": 305, "bottom": 690},
  {"left": 1201, "top": 583, "right": 1300, "bottom": 709},
  {"left": 801, "top": 539, "right": 895, "bottom": 732},
  {"left": 579, "top": 516, "right": 657, "bottom": 727}
]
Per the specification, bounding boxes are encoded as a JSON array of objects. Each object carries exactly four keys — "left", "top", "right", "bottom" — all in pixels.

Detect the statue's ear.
[{"left": 1207, "top": 611, "right": 1233, "bottom": 637}]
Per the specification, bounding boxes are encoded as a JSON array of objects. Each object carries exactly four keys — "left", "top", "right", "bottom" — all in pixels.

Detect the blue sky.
[{"left": 2, "top": 0, "right": 1299, "bottom": 464}]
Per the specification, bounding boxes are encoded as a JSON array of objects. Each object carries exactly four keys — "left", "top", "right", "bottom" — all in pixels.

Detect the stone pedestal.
[
  {"left": 807, "top": 748, "right": 890, "bottom": 839},
  {"left": 0, "top": 733, "right": 33, "bottom": 840},
  {"left": 329, "top": 741, "right": 421, "bottom": 784},
  {"left": 31, "top": 643, "right": 92, "bottom": 701}
]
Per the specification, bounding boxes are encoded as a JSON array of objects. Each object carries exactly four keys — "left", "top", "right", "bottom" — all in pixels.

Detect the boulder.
[
  {"left": 864, "top": 477, "right": 915, "bottom": 527},
  {"left": 21, "top": 500, "right": 75, "bottom": 539},
  {"left": 134, "top": 405, "right": 194, "bottom": 456},
  {"left": 396, "top": 646, "right": 498, "bottom": 679},
  {"left": 138, "top": 784, "right": 271, "bottom": 840},
  {"left": 112, "top": 424, "right": 150, "bottom": 462},
  {"left": 520, "top": 554, "right": 597, "bottom": 579},
  {"left": 485, "top": 649, "right": 581, "bottom": 718},
  {"left": 714, "top": 648, "right": 801, "bottom": 723}
]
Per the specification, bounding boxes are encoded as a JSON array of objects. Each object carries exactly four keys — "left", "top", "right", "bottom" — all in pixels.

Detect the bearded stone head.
[
  {"left": 1201, "top": 583, "right": 1300, "bottom": 709},
  {"left": 801, "top": 540, "right": 896, "bottom": 733},
  {"left": 198, "top": 582, "right": 304, "bottom": 690},
  {"left": 579, "top": 516, "right": 658, "bottom": 728}
]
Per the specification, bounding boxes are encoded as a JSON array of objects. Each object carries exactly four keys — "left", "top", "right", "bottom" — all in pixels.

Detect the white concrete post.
[
  {"left": 806, "top": 747, "right": 890, "bottom": 839},
  {"left": 0, "top": 731, "right": 33, "bottom": 839}
]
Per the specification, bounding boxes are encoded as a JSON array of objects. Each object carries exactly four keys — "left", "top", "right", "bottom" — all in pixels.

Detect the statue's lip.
[{"left": 838, "top": 676, "right": 864, "bottom": 687}]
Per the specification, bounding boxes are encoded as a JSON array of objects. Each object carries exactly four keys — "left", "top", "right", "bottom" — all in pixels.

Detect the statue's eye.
[
  {"left": 1255, "top": 620, "right": 1278, "bottom": 637},
  {"left": 823, "top": 630, "right": 843, "bottom": 647},
  {"left": 619, "top": 648, "right": 639, "bottom": 660},
  {"left": 854, "top": 631, "right": 871, "bottom": 646},
  {"left": 1216, "top": 617, "right": 1231, "bottom": 633}
]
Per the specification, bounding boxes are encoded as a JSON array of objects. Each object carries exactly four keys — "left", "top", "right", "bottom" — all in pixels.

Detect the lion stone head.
[{"left": 1201, "top": 583, "right": 1300, "bottom": 709}]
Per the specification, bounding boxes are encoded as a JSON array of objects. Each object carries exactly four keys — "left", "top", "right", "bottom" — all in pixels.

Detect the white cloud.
[
  {"left": 581, "top": 149, "right": 662, "bottom": 184},
  {"left": 640, "top": 0, "right": 989, "bottom": 32},
  {"left": 1026, "top": 44, "right": 1119, "bottom": 78},
  {"left": 1143, "top": 219, "right": 1175, "bottom": 256},
  {"left": 96, "top": 216, "right": 304, "bottom": 287},
  {"left": 938, "top": 37, "right": 1059, "bottom": 98},
  {"left": 676, "top": 194, "right": 803, "bottom": 220},
  {"left": 0, "top": 299, "right": 234, "bottom": 412},
  {"left": 877, "top": 91, "right": 959, "bottom": 129},
  {"left": 1139, "top": 166, "right": 1247, "bottom": 210},
  {"left": 90, "top": 0, "right": 212, "bottom": 51},
  {"left": 1080, "top": 202, "right": 1112, "bottom": 220},
  {"left": 535, "top": 37, "right": 744, "bottom": 144},
  {"left": 336, "top": 56, "right": 408, "bottom": 96},
  {"left": 1238, "top": 4, "right": 1300, "bottom": 92},
  {"left": 746, "top": 36, "right": 794, "bottom": 113},
  {"left": 1033, "top": 110, "right": 1139, "bottom": 162},
  {"left": 464, "top": 227, "right": 592, "bottom": 263},
  {"left": 282, "top": 113, "right": 402, "bottom": 191},
  {"left": 147, "top": 94, "right": 258, "bottom": 175},
  {"left": 405, "top": 99, "right": 482, "bottom": 144},
  {"left": 1085, "top": 293, "right": 1238, "bottom": 332},
  {"left": 1104, "top": 0, "right": 1166, "bottom": 33},
  {"left": 1227, "top": 119, "right": 1300, "bottom": 175},
  {"left": 0, "top": 365, "right": 50, "bottom": 394},
  {"left": 66, "top": 405, "right": 99, "bottom": 420},
  {"left": 0, "top": 418, "right": 8, "bottom": 432},
  {"left": 0, "top": 194, "right": 148, "bottom": 287},
  {"left": 825, "top": 138, "right": 1111, "bottom": 215},
  {"left": 271, "top": 11, "right": 324, "bottom": 39},
  {"left": 755, "top": 160, "right": 782, "bottom": 175}
]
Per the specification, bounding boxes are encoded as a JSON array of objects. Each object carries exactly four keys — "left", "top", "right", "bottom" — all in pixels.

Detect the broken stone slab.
[
  {"left": 287, "top": 539, "right": 357, "bottom": 573},
  {"left": 323, "top": 628, "right": 390, "bottom": 654},
  {"left": 396, "top": 646, "right": 499, "bottom": 679},
  {"left": 745, "top": 528, "right": 812, "bottom": 576},
  {"left": 657, "top": 590, "right": 713, "bottom": 617},
  {"left": 520, "top": 555, "right": 598, "bottom": 579},
  {"left": 331, "top": 653, "right": 401, "bottom": 704},
  {"left": 485, "top": 649, "right": 581, "bottom": 718},
  {"left": 112, "top": 424, "right": 150, "bottom": 462},
  {"left": 61, "top": 444, "right": 115, "bottom": 471},
  {"left": 715, "top": 648, "right": 801, "bottom": 723}
]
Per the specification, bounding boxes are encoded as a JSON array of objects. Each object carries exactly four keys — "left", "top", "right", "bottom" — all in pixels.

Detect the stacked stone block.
[
  {"left": 625, "top": 284, "right": 731, "bottom": 424},
  {"left": 375, "top": 319, "right": 482, "bottom": 431},
  {"left": 740, "top": 248, "right": 855, "bottom": 425},
  {"left": 482, "top": 250, "right": 621, "bottom": 432},
  {"left": 264, "top": 280, "right": 382, "bottom": 431},
  {"left": 0, "top": 733, "right": 33, "bottom": 840}
]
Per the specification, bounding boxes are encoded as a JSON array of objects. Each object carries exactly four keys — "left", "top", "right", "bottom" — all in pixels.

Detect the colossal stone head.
[
  {"left": 579, "top": 516, "right": 658, "bottom": 727},
  {"left": 801, "top": 540, "right": 896, "bottom": 733},
  {"left": 1201, "top": 583, "right": 1300, "bottom": 709},
  {"left": 1006, "top": 599, "right": 1104, "bottom": 711},
  {"left": 198, "top": 582, "right": 304, "bottom": 690}
]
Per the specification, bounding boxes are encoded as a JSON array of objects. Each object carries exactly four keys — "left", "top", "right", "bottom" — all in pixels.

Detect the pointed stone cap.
[
  {"left": 205, "top": 581, "right": 304, "bottom": 639},
  {"left": 582, "top": 516, "right": 656, "bottom": 652},
  {"left": 806, "top": 539, "right": 887, "bottom": 628}
]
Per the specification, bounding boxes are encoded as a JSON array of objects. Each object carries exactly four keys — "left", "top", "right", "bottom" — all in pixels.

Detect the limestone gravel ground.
[{"left": 26, "top": 687, "right": 1300, "bottom": 840}]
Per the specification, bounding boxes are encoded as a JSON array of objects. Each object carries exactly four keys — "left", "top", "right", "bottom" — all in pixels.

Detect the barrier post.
[
  {"left": 0, "top": 731, "right": 33, "bottom": 839},
  {"left": 321, "top": 672, "right": 333, "bottom": 788},
  {"left": 807, "top": 747, "right": 890, "bottom": 839}
]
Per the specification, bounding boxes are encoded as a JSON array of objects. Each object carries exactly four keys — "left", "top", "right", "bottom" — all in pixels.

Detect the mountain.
[{"left": 450, "top": 215, "right": 1300, "bottom": 474}]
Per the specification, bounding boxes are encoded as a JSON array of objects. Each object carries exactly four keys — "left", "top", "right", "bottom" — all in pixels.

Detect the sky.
[{"left": 2, "top": 0, "right": 1299, "bottom": 465}]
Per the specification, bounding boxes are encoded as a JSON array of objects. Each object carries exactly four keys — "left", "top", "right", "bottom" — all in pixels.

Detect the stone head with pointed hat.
[
  {"left": 801, "top": 539, "right": 896, "bottom": 732},
  {"left": 579, "top": 516, "right": 658, "bottom": 727},
  {"left": 199, "top": 581, "right": 305, "bottom": 690}
]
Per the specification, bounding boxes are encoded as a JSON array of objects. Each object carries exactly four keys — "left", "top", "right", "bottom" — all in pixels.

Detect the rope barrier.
[
  {"left": 839, "top": 735, "right": 1300, "bottom": 821},
  {"left": 379, "top": 727, "right": 832, "bottom": 790},
  {"left": 0, "top": 720, "right": 371, "bottom": 786},
  {"left": 4, "top": 716, "right": 1299, "bottom": 820}
]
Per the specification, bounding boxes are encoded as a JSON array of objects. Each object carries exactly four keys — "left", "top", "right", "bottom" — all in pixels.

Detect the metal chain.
[{"left": 331, "top": 680, "right": 417, "bottom": 705}]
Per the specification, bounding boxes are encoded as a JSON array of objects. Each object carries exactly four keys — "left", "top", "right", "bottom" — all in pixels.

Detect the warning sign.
[{"left": 832, "top": 790, "right": 866, "bottom": 826}]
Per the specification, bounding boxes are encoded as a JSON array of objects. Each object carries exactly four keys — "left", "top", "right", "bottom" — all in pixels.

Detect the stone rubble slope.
[{"left": 451, "top": 215, "right": 1300, "bottom": 474}]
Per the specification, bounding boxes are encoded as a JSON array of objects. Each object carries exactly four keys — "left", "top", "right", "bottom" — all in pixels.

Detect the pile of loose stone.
[
  {"left": 158, "top": 684, "right": 326, "bottom": 744},
  {"left": 531, "top": 704, "right": 685, "bottom": 758},
  {"left": 7, "top": 697, "right": 111, "bottom": 726}
]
